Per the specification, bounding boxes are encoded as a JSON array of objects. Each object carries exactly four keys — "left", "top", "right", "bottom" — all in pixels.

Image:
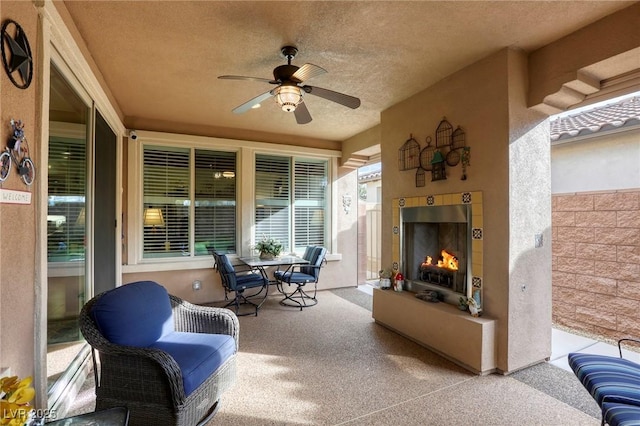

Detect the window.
[
  {"left": 255, "top": 155, "right": 290, "bottom": 251},
  {"left": 255, "top": 154, "right": 327, "bottom": 253},
  {"left": 294, "top": 160, "right": 327, "bottom": 249},
  {"left": 47, "top": 136, "right": 87, "bottom": 262},
  {"left": 142, "top": 145, "right": 236, "bottom": 258},
  {"left": 194, "top": 149, "right": 236, "bottom": 254}
]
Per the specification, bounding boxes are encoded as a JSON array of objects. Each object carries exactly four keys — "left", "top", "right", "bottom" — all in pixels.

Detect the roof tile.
[{"left": 550, "top": 96, "right": 640, "bottom": 142}]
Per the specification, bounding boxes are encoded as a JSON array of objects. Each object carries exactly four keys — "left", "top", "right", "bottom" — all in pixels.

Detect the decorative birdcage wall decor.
[
  {"left": 445, "top": 149, "right": 460, "bottom": 166},
  {"left": 415, "top": 167, "right": 426, "bottom": 187},
  {"left": 399, "top": 118, "right": 469, "bottom": 183},
  {"left": 451, "top": 126, "right": 465, "bottom": 149},
  {"left": 398, "top": 134, "right": 420, "bottom": 170},
  {"left": 431, "top": 149, "right": 447, "bottom": 181},
  {"left": 435, "top": 117, "right": 453, "bottom": 148},
  {"left": 461, "top": 146, "right": 471, "bottom": 180},
  {"left": 419, "top": 136, "right": 435, "bottom": 171}
]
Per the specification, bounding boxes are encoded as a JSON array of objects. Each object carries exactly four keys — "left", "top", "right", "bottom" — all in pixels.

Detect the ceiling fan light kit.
[
  {"left": 274, "top": 84, "right": 302, "bottom": 112},
  {"left": 218, "top": 46, "right": 361, "bottom": 124}
]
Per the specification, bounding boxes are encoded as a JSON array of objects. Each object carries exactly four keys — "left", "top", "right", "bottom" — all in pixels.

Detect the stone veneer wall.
[{"left": 552, "top": 189, "right": 640, "bottom": 339}]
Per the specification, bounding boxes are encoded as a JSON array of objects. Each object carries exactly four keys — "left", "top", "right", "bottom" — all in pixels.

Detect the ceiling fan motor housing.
[{"left": 273, "top": 64, "right": 300, "bottom": 82}]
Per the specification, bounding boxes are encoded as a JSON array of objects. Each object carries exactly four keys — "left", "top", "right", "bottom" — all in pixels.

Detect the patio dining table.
[
  {"left": 238, "top": 255, "right": 310, "bottom": 289},
  {"left": 239, "top": 255, "right": 309, "bottom": 275}
]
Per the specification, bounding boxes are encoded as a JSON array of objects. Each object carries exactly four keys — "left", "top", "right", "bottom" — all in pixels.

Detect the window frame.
[
  {"left": 254, "top": 154, "right": 329, "bottom": 255},
  {"left": 126, "top": 132, "right": 338, "bottom": 272},
  {"left": 139, "top": 141, "right": 240, "bottom": 261}
]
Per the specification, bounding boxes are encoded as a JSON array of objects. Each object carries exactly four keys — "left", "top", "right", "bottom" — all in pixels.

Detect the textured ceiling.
[{"left": 61, "top": 1, "right": 635, "bottom": 143}]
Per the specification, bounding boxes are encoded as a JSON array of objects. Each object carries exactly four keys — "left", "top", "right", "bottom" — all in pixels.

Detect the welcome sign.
[{"left": 0, "top": 188, "right": 31, "bottom": 204}]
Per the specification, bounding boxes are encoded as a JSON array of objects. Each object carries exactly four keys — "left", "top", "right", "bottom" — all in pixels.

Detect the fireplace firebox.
[{"left": 400, "top": 204, "right": 472, "bottom": 305}]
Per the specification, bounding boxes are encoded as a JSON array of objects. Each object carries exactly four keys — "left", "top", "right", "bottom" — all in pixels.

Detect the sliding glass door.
[{"left": 46, "top": 64, "right": 91, "bottom": 405}]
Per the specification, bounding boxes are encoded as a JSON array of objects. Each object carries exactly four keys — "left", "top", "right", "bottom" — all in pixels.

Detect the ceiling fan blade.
[
  {"left": 232, "top": 90, "right": 274, "bottom": 114},
  {"left": 303, "top": 85, "right": 361, "bottom": 109},
  {"left": 294, "top": 101, "right": 312, "bottom": 124},
  {"left": 291, "top": 63, "right": 327, "bottom": 83},
  {"left": 218, "top": 75, "right": 274, "bottom": 84}
]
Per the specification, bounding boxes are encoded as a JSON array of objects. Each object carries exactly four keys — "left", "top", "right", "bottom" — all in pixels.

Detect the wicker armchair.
[{"left": 79, "top": 281, "right": 239, "bottom": 426}]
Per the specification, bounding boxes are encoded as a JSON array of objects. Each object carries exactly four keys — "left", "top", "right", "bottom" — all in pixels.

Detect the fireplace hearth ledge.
[{"left": 372, "top": 288, "right": 497, "bottom": 374}]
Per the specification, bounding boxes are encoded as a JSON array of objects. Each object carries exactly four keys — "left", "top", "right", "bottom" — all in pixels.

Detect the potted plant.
[{"left": 253, "top": 235, "right": 283, "bottom": 260}]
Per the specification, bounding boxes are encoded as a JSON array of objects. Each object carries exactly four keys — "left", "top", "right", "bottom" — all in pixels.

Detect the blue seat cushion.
[
  {"left": 235, "top": 272, "right": 267, "bottom": 290},
  {"left": 603, "top": 401, "right": 640, "bottom": 426},
  {"left": 274, "top": 271, "right": 316, "bottom": 284},
  {"left": 150, "top": 331, "right": 236, "bottom": 396},
  {"left": 91, "top": 281, "right": 174, "bottom": 347},
  {"left": 568, "top": 353, "right": 640, "bottom": 404},
  {"left": 569, "top": 353, "right": 640, "bottom": 381}
]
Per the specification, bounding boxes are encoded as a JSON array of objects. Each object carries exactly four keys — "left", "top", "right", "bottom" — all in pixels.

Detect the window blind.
[
  {"left": 143, "top": 146, "right": 190, "bottom": 258},
  {"left": 47, "top": 137, "right": 87, "bottom": 262},
  {"left": 194, "top": 149, "right": 236, "bottom": 255},
  {"left": 255, "top": 154, "right": 290, "bottom": 252},
  {"left": 294, "top": 159, "right": 326, "bottom": 250}
]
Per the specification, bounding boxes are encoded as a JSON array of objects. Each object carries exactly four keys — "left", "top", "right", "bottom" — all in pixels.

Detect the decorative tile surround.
[{"left": 392, "top": 191, "right": 484, "bottom": 309}]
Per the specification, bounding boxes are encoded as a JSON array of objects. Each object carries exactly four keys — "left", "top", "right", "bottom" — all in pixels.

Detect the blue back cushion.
[
  {"left": 301, "top": 246, "right": 315, "bottom": 262},
  {"left": 300, "top": 246, "right": 317, "bottom": 276},
  {"left": 301, "top": 246, "right": 326, "bottom": 279},
  {"left": 217, "top": 254, "right": 237, "bottom": 290},
  {"left": 91, "top": 281, "right": 174, "bottom": 347}
]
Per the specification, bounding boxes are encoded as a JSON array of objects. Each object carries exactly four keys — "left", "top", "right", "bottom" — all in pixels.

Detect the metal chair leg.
[{"left": 279, "top": 283, "right": 318, "bottom": 310}]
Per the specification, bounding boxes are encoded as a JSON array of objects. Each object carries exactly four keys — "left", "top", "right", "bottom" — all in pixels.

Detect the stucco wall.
[
  {"left": 0, "top": 0, "right": 39, "bottom": 379},
  {"left": 380, "top": 48, "right": 551, "bottom": 373},
  {"left": 506, "top": 50, "right": 553, "bottom": 369},
  {"left": 552, "top": 129, "right": 640, "bottom": 193},
  {"left": 528, "top": 3, "right": 640, "bottom": 110}
]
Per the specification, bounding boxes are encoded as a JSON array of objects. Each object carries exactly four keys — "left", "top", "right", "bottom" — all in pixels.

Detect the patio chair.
[
  {"left": 215, "top": 252, "right": 269, "bottom": 316},
  {"left": 568, "top": 338, "right": 640, "bottom": 426},
  {"left": 78, "top": 280, "right": 238, "bottom": 426},
  {"left": 274, "top": 246, "right": 327, "bottom": 310}
]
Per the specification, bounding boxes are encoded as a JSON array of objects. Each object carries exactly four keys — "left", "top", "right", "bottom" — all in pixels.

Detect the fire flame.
[
  {"left": 421, "top": 250, "right": 459, "bottom": 271},
  {"left": 438, "top": 249, "right": 459, "bottom": 270}
]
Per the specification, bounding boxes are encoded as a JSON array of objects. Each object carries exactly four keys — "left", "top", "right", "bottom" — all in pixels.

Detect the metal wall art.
[
  {"left": 342, "top": 193, "right": 352, "bottom": 214},
  {"left": 0, "top": 119, "right": 36, "bottom": 185},
  {"left": 451, "top": 126, "right": 465, "bottom": 149},
  {"left": 415, "top": 167, "right": 425, "bottom": 187},
  {"left": 419, "top": 136, "right": 435, "bottom": 171},
  {"left": 1, "top": 19, "right": 33, "bottom": 89},
  {"left": 461, "top": 146, "right": 471, "bottom": 180},
  {"left": 435, "top": 117, "right": 453, "bottom": 148},
  {"left": 398, "top": 134, "right": 420, "bottom": 171},
  {"left": 430, "top": 150, "right": 446, "bottom": 181},
  {"left": 399, "top": 117, "right": 471, "bottom": 186}
]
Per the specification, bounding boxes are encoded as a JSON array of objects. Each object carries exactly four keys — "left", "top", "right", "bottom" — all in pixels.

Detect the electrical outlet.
[
  {"left": 192, "top": 280, "right": 201, "bottom": 291},
  {"left": 535, "top": 234, "right": 543, "bottom": 248}
]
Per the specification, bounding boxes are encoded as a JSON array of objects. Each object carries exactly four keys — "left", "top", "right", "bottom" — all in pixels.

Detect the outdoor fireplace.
[{"left": 400, "top": 203, "right": 471, "bottom": 305}]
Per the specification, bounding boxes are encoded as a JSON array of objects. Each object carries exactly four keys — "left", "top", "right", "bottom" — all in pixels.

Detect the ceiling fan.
[{"left": 218, "top": 46, "right": 361, "bottom": 124}]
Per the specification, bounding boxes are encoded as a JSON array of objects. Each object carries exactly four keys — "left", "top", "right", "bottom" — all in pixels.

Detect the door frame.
[{"left": 35, "top": 1, "right": 125, "bottom": 411}]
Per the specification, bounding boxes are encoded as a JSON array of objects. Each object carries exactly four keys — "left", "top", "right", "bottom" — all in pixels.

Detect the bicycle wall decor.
[{"left": 0, "top": 119, "right": 35, "bottom": 185}]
